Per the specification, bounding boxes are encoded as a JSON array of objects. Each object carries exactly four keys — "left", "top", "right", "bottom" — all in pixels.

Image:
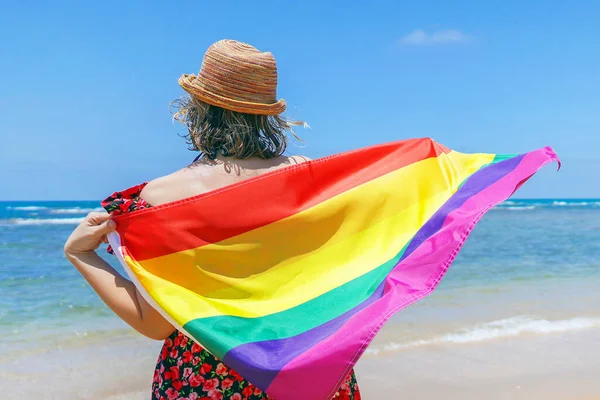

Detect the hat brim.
[{"left": 179, "top": 74, "right": 287, "bottom": 116}]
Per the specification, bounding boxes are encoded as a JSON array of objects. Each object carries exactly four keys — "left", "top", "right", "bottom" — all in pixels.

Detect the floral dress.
[{"left": 102, "top": 183, "right": 362, "bottom": 400}]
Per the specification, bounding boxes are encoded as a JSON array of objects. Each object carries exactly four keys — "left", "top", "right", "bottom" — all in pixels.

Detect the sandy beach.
[{"left": 1, "top": 325, "right": 599, "bottom": 399}]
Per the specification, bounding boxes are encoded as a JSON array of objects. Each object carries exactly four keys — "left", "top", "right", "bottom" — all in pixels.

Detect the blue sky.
[{"left": 1, "top": 1, "right": 598, "bottom": 200}]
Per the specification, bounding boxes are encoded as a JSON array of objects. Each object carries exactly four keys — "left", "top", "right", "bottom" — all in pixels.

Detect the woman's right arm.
[{"left": 64, "top": 212, "right": 175, "bottom": 341}]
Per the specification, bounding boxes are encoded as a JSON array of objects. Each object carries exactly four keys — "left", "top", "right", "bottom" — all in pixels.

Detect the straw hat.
[{"left": 178, "top": 40, "right": 286, "bottom": 115}]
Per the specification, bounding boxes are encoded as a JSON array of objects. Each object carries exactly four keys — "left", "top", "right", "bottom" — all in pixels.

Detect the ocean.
[{"left": 1, "top": 199, "right": 599, "bottom": 398}]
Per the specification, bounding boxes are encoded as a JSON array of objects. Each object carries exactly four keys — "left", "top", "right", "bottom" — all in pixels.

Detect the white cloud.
[{"left": 398, "top": 29, "right": 472, "bottom": 46}]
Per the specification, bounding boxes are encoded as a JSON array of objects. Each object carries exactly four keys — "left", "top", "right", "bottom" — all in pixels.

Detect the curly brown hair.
[{"left": 171, "top": 96, "right": 306, "bottom": 160}]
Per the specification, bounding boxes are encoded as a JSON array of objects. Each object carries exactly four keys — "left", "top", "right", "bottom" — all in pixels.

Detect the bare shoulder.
[
  {"left": 139, "top": 171, "right": 184, "bottom": 206},
  {"left": 139, "top": 156, "right": 311, "bottom": 206},
  {"left": 287, "top": 155, "right": 312, "bottom": 165}
]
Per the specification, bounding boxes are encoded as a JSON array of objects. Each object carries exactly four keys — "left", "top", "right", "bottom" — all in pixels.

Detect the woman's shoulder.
[
  {"left": 287, "top": 155, "right": 312, "bottom": 164},
  {"left": 101, "top": 167, "right": 189, "bottom": 212},
  {"left": 136, "top": 170, "right": 190, "bottom": 207},
  {"left": 106, "top": 155, "right": 312, "bottom": 212}
]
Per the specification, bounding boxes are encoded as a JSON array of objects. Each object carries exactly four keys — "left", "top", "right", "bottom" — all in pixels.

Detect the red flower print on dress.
[
  {"left": 340, "top": 382, "right": 350, "bottom": 393},
  {"left": 191, "top": 342, "right": 202, "bottom": 353},
  {"left": 340, "top": 393, "right": 351, "bottom": 400},
  {"left": 202, "top": 378, "right": 219, "bottom": 392},
  {"left": 230, "top": 394, "right": 242, "bottom": 400},
  {"left": 200, "top": 363, "right": 212, "bottom": 375},
  {"left": 182, "top": 351, "right": 194, "bottom": 363},
  {"left": 242, "top": 387, "right": 253, "bottom": 398},
  {"left": 189, "top": 373, "right": 204, "bottom": 388},
  {"left": 165, "top": 387, "right": 179, "bottom": 400},
  {"left": 230, "top": 370, "right": 243, "bottom": 382},
  {"left": 221, "top": 378, "right": 233, "bottom": 390},
  {"left": 215, "top": 363, "right": 228, "bottom": 376},
  {"left": 170, "top": 347, "right": 179, "bottom": 359},
  {"left": 169, "top": 366, "right": 181, "bottom": 381},
  {"left": 208, "top": 389, "right": 223, "bottom": 400}
]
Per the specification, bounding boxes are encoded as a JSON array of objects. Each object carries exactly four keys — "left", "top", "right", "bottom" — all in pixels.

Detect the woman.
[{"left": 65, "top": 40, "right": 361, "bottom": 400}]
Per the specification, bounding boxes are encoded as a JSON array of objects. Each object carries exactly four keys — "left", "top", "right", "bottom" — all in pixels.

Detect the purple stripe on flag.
[{"left": 223, "top": 281, "right": 386, "bottom": 391}]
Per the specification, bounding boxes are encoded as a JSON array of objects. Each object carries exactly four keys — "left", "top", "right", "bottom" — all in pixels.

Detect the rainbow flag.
[{"left": 107, "top": 138, "right": 558, "bottom": 400}]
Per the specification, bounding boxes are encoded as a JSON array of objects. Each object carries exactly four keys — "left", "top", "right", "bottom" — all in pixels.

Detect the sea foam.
[
  {"left": 8, "top": 218, "right": 84, "bottom": 225},
  {"left": 365, "top": 316, "right": 600, "bottom": 355},
  {"left": 6, "top": 206, "right": 48, "bottom": 211},
  {"left": 49, "top": 207, "right": 104, "bottom": 215}
]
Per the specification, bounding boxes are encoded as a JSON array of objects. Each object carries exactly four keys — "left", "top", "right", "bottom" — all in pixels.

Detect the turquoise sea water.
[{"left": 1, "top": 199, "right": 599, "bottom": 356}]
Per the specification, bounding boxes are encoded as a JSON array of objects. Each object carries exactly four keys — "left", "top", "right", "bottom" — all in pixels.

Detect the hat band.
[{"left": 179, "top": 75, "right": 286, "bottom": 116}]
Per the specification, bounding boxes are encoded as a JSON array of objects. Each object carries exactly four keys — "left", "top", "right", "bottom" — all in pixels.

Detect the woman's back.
[{"left": 140, "top": 155, "right": 310, "bottom": 207}]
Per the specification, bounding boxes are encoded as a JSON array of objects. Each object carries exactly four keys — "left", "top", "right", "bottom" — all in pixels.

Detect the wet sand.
[{"left": 2, "top": 328, "right": 598, "bottom": 399}]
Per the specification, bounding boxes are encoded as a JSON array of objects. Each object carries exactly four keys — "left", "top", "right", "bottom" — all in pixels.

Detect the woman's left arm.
[{"left": 64, "top": 212, "right": 175, "bottom": 340}]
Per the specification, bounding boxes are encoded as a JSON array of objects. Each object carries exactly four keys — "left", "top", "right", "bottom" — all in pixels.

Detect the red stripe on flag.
[{"left": 114, "top": 138, "right": 450, "bottom": 261}]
